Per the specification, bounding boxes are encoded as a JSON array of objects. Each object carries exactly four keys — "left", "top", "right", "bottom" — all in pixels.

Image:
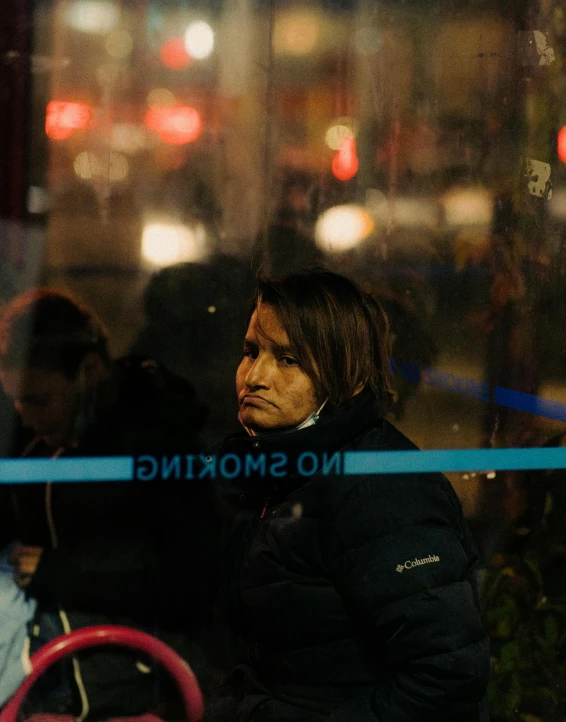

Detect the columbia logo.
[{"left": 396, "top": 555, "right": 440, "bottom": 573}]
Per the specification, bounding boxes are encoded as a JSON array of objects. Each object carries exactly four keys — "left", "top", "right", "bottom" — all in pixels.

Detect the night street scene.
[{"left": 1, "top": 0, "right": 566, "bottom": 720}]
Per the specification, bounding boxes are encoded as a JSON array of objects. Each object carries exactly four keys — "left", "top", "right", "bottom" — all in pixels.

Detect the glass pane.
[{"left": 1, "top": 0, "right": 566, "bottom": 719}]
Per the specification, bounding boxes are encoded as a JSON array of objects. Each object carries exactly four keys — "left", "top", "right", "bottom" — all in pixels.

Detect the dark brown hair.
[
  {"left": 0, "top": 288, "right": 110, "bottom": 378},
  {"left": 253, "top": 270, "right": 395, "bottom": 415}
]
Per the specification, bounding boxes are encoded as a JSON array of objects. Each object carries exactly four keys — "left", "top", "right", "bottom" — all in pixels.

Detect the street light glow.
[
  {"left": 141, "top": 221, "right": 208, "bottom": 266},
  {"left": 65, "top": 0, "right": 119, "bottom": 34},
  {"left": 315, "top": 205, "right": 374, "bottom": 253},
  {"left": 184, "top": 21, "right": 214, "bottom": 60},
  {"left": 325, "top": 124, "right": 353, "bottom": 151},
  {"left": 45, "top": 101, "right": 92, "bottom": 140},
  {"left": 144, "top": 106, "right": 201, "bottom": 145}
]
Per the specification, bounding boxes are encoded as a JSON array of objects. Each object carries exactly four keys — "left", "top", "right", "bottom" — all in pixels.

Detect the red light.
[
  {"left": 559, "top": 126, "right": 566, "bottom": 164},
  {"left": 145, "top": 106, "right": 201, "bottom": 145},
  {"left": 332, "top": 135, "right": 358, "bottom": 181},
  {"left": 45, "top": 101, "right": 92, "bottom": 140},
  {"left": 160, "top": 37, "right": 191, "bottom": 70}
]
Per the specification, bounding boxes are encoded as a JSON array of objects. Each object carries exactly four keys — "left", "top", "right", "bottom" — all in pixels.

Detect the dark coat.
[
  {"left": 0, "top": 357, "right": 219, "bottom": 720},
  {"left": 210, "top": 390, "right": 490, "bottom": 722}
]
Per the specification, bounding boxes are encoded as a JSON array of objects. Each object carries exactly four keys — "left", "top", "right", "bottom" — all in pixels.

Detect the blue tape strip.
[
  {"left": 2, "top": 448, "right": 566, "bottom": 483},
  {"left": 392, "top": 358, "right": 566, "bottom": 425},
  {"left": 495, "top": 386, "right": 566, "bottom": 423},
  {"left": 343, "top": 447, "right": 566, "bottom": 475},
  {"left": 0, "top": 457, "right": 134, "bottom": 483}
]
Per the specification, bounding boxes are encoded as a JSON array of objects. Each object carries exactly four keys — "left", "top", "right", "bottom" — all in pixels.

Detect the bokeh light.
[
  {"left": 141, "top": 221, "right": 208, "bottom": 266},
  {"left": 65, "top": 0, "right": 119, "bottom": 34},
  {"left": 558, "top": 126, "right": 566, "bottom": 164},
  {"left": 73, "top": 151, "right": 129, "bottom": 182},
  {"left": 315, "top": 205, "right": 374, "bottom": 253},
  {"left": 273, "top": 10, "right": 320, "bottom": 56},
  {"left": 184, "top": 21, "right": 214, "bottom": 60},
  {"left": 325, "top": 123, "right": 354, "bottom": 151},
  {"left": 160, "top": 37, "right": 191, "bottom": 70},
  {"left": 45, "top": 101, "right": 92, "bottom": 140},
  {"left": 332, "top": 135, "right": 359, "bottom": 181},
  {"left": 145, "top": 106, "right": 201, "bottom": 145}
]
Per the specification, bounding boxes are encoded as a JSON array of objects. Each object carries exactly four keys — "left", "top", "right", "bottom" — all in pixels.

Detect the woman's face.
[
  {"left": 0, "top": 366, "right": 83, "bottom": 448},
  {"left": 236, "top": 303, "right": 319, "bottom": 435}
]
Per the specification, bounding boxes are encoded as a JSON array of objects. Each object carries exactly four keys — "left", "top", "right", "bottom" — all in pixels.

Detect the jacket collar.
[{"left": 219, "top": 389, "right": 382, "bottom": 502}]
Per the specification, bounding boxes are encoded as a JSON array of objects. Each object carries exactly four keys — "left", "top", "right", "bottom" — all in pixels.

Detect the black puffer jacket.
[
  {"left": 210, "top": 390, "right": 490, "bottom": 722},
  {"left": 0, "top": 357, "right": 219, "bottom": 720}
]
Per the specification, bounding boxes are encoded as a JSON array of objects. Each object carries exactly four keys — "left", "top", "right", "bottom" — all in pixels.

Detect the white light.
[
  {"left": 184, "top": 21, "right": 214, "bottom": 60},
  {"left": 315, "top": 205, "right": 374, "bottom": 253},
  {"left": 73, "top": 151, "right": 129, "bottom": 182},
  {"left": 74, "top": 151, "right": 100, "bottom": 180},
  {"left": 441, "top": 187, "right": 493, "bottom": 227},
  {"left": 325, "top": 124, "right": 353, "bottom": 151},
  {"left": 66, "top": 1, "right": 119, "bottom": 34},
  {"left": 141, "top": 221, "right": 208, "bottom": 267}
]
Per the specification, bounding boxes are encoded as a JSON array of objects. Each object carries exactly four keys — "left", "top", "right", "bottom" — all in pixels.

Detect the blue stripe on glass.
[
  {"left": 0, "top": 457, "right": 134, "bottom": 483},
  {"left": 2, "top": 448, "right": 566, "bottom": 483},
  {"left": 494, "top": 386, "right": 566, "bottom": 423},
  {"left": 343, "top": 447, "right": 566, "bottom": 475}
]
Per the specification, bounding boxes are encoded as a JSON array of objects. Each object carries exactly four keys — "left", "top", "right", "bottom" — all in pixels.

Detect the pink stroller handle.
[{"left": 0, "top": 625, "right": 204, "bottom": 722}]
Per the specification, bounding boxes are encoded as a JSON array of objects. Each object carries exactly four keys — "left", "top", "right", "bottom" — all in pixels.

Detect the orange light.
[
  {"left": 45, "top": 101, "right": 92, "bottom": 140},
  {"left": 144, "top": 106, "right": 201, "bottom": 145},
  {"left": 332, "top": 135, "right": 358, "bottom": 181},
  {"left": 160, "top": 37, "right": 191, "bottom": 70},
  {"left": 559, "top": 126, "right": 566, "bottom": 164}
]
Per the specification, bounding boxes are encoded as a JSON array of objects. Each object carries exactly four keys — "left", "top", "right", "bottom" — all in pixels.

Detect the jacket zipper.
[{"left": 45, "top": 448, "right": 90, "bottom": 722}]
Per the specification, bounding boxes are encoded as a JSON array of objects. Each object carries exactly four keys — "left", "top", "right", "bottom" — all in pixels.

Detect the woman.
[
  {"left": 0, "top": 288, "right": 217, "bottom": 719},
  {"left": 209, "top": 270, "right": 489, "bottom": 722}
]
